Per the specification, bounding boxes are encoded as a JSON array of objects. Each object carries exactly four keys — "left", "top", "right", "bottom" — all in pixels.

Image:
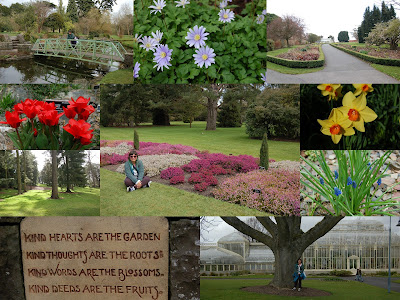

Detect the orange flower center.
[
  {"left": 325, "top": 85, "right": 333, "bottom": 92},
  {"left": 329, "top": 124, "right": 341, "bottom": 135},
  {"left": 362, "top": 84, "right": 369, "bottom": 92},
  {"left": 348, "top": 109, "right": 360, "bottom": 121}
]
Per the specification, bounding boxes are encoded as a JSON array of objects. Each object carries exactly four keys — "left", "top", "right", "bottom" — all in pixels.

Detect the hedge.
[
  {"left": 331, "top": 43, "right": 400, "bottom": 66},
  {"left": 266, "top": 45, "right": 325, "bottom": 68}
]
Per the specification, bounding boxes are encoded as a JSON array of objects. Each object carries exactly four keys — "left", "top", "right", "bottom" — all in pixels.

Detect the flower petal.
[
  {"left": 332, "top": 134, "right": 342, "bottom": 144},
  {"left": 343, "top": 126, "right": 355, "bottom": 136},
  {"left": 360, "top": 106, "right": 377, "bottom": 122},
  {"left": 342, "top": 91, "right": 356, "bottom": 107},
  {"left": 353, "top": 94, "right": 366, "bottom": 111},
  {"left": 353, "top": 120, "right": 365, "bottom": 132}
]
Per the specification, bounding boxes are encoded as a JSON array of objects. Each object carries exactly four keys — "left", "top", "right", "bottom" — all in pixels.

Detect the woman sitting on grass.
[{"left": 124, "top": 150, "right": 151, "bottom": 192}]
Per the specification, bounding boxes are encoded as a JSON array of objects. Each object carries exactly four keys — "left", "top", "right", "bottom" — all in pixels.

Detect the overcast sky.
[
  {"left": 201, "top": 217, "right": 400, "bottom": 244},
  {"left": 1, "top": 0, "right": 131, "bottom": 15},
  {"left": 31, "top": 150, "right": 100, "bottom": 172},
  {"left": 268, "top": 0, "right": 397, "bottom": 40}
]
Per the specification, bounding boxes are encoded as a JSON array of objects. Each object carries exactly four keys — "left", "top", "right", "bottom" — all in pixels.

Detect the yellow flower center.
[
  {"left": 223, "top": 14, "right": 228, "bottom": 19},
  {"left": 330, "top": 124, "right": 342, "bottom": 135},
  {"left": 160, "top": 52, "right": 166, "bottom": 58},
  {"left": 194, "top": 34, "right": 201, "bottom": 41},
  {"left": 202, "top": 54, "right": 208, "bottom": 60},
  {"left": 325, "top": 85, "right": 333, "bottom": 92},
  {"left": 146, "top": 43, "right": 151, "bottom": 48},
  {"left": 362, "top": 84, "right": 369, "bottom": 92},
  {"left": 348, "top": 109, "right": 360, "bottom": 121},
  {"left": 157, "top": 5, "right": 161, "bottom": 9}
]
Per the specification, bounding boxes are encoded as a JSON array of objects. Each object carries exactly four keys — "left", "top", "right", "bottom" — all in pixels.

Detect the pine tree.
[
  {"left": 134, "top": 130, "right": 140, "bottom": 150},
  {"left": 259, "top": 133, "right": 269, "bottom": 170},
  {"left": 67, "top": 0, "right": 78, "bottom": 22}
]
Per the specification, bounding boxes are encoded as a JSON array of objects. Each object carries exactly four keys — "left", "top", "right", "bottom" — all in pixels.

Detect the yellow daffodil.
[
  {"left": 337, "top": 91, "right": 377, "bottom": 132},
  {"left": 317, "top": 84, "right": 342, "bottom": 100},
  {"left": 317, "top": 108, "right": 355, "bottom": 144},
  {"left": 353, "top": 84, "right": 374, "bottom": 96}
]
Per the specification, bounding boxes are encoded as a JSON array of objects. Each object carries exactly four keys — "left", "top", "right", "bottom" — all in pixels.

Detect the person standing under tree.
[{"left": 292, "top": 258, "right": 305, "bottom": 291}]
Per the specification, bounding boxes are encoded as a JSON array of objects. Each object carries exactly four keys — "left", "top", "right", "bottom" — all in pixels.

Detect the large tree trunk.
[
  {"left": 51, "top": 150, "right": 59, "bottom": 199},
  {"left": 16, "top": 151, "right": 22, "bottom": 195},
  {"left": 22, "top": 151, "right": 27, "bottom": 192},
  {"left": 65, "top": 152, "right": 72, "bottom": 193},
  {"left": 205, "top": 97, "right": 217, "bottom": 130},
  {"left": 221, "top": 216, "right": 344, "bottom": 289}
]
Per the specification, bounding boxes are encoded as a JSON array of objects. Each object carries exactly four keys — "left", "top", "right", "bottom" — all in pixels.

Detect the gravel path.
[{"left": 267, "top": 44, "right": 400, "bottom": 84}]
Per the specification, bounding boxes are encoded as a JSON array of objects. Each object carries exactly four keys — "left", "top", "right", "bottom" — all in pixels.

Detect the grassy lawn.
[
  {"left": 370, "top": 64, "right": 400, "bottom": 80},
  {"left": 100, "top": 122, "right": 299, "bottom": 161},
  {"left": 0, "top": 189, "right": 19, "bottom": 199},
  {"left": 0, "top": 187, "right": 100, "bottom": 216},
  {"left": 99, "top": 69, "right": 133, "bottom": 84},
  {"left": 100, "top": 168, "right": 271, "bottom": 216},
  {"left": 200, "top": 278, "right": 400, "bottom": 300}
]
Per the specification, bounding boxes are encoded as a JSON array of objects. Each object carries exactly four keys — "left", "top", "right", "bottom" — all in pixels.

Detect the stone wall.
[{"left": 0, "top": 217, "right": 200, "bottom": 300}]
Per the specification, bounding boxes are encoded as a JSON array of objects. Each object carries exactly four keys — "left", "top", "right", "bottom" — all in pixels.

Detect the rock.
[
  {"left": 389, "top": 161, "right": 400, "bottom": 171},
  {"left": 394, "top": 184, "right": 400, "bottom": 191},
  {"left": 393, "top": 192, "right": 400, "bottom": 199},
  {"left": 391, "top": 174, "right": 399, "bottom": 179},
  {"left": 382, "top": 177, "right": 396, "bottom": 186},
  {"left": 390, "top": 153, "right": 397, "bottom": 161},
  {"left": 375, "top": 189, "right": 383, "bottom": 198},
  {"left": 0, "top": 132, "right": 5, "bottom": 150},
  {"left": 328, "top": 154, "right": 336, "bottom": 160}
]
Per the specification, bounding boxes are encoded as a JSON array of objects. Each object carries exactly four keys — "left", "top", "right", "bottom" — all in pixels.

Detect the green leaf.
[
  {"left": 243, "top": 49, "right": 254, "bottom": 57},
  {"left": 208, "top": 65, "right": 217, "bottom": 79},
  {"left": 188, "top": 68, "right": 200, "bottom": 79},
  {"left": 36, "top": 132, "right": 49, "bottom": 149}
]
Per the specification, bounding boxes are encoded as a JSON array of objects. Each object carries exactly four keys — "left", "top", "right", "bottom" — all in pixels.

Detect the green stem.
[
  {"left": 16, "top": 129, "right": 23, "bottom": 149},
  {"left": 162, "top": 12, "right": 167, "bottom": 29}
]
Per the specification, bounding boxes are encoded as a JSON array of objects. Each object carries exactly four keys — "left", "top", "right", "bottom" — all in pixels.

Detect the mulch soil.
[
  {"left": 101, "top": 164, "right": 233, "bottom": 198},
  {"left": 241, "top": 285, "right": 332, "bottom": 297}
]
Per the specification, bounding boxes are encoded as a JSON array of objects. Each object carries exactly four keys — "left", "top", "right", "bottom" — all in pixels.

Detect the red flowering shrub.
[
  {"left": 170, "top": 175, "right": 185, "bottom": 185},
  {"left": 0, "top": 97, "right": 95, "bottom": 149},
  {"left": 204, "top": 175, "right": 218, "bottom": 186},
  {"left": 194, "top": 182, "right": 208, "bottom": 192},
  {"left": 160, "top": 167, "right": 185, "bottom": 180},
  {"left": 188, "top": 173, "right": 203, "bottom": 184}
]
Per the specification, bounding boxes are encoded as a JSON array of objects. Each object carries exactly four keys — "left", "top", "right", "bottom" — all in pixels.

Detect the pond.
[{"left": 0, "top": 56, "right": 120, "bottom": 84}]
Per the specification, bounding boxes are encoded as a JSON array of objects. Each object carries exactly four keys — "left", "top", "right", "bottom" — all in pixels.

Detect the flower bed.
[
  {"left": 338, "top": 44, "right": 400, "bottom": 59},
  {"left": 213, "top": 169, "right": 300, "bottom": 216},
  {"left": 277, "top": 46, "right": 320, "bottom": 61}
]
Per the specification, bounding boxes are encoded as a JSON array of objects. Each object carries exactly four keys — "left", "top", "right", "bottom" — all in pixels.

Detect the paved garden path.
[
  {"left": 340, "top": 276, "right": 400, "bottom": 293},
  {"left": 267, "top": 44, "right": 400, "bottom": 84}
]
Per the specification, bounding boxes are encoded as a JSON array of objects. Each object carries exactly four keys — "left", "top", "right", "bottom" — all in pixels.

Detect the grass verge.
[
  {"left": 370, "top": 64, "right": 400, "bottom": 81},
  {"left": 0, "top": 187, "right": 100, "bottom": 216},
  {"left": 99, "top": 69, "right": 133, "bottom": 84},
  {"left": 267, "top": 61, "right": 324, "bottom": 74},
  {"left": 200, "top": 278, "right": 400, "bottom": 299},
  {"left": 100, "top": 168, "right": 271, "bottom": 216},
  {"left": 100, "top": 122, "right": 299, "bottom": 161}
]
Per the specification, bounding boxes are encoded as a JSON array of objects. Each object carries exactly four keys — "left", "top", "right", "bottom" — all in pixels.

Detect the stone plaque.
[{"left": 21, "top": 217, "right": 168, "bottom": 300}]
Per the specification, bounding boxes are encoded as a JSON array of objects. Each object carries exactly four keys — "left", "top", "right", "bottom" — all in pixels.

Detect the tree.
[
  {"left": 60, "top": 150, "right": 87, "bottom": 192},
  {"left": 15, "top": 5, "right": 36, "bottom": 32},
  {"left": 306, "top": 33, "right": 320, "bottom": 44},
  {"left": 22, "top": 151, "right": 27, "bottom": 192},
  {"left": 328, "top": 35, "right": 335, "bottom": 42},
  {"left": 366, "top": 18, "right": 400, "bottom": 49},
  {"left": 76, "top": 0, "right": 94, "bottom": 17},
  {"left": 86, "top": 151, "right": 100, "bottom": 188},
  {"left": 259, "top": 133, "right": 269, "bottom": 170},
  {"left": 32, "top": 1, "right": 56, "bottom": 33},
  {"left": 67, "top": 0, "right": 78, "bottom": 22},
  {"left": 338, "top": 31, "right": 349, "bottom": 42},
  {"left": 44, "top": 12, "right": 64, "bottom": 32},
  {"left": 16, "top": 151, "right": 22, "bottom": 194},
  {"left": 267, "top": 15, "right": 305, "bottom": 47},
  {"left": 221, "top": 217, "right": 343, "bottom": 288},
  {"left": 51, "top": 150, "right": 59, "bottom": 199}
]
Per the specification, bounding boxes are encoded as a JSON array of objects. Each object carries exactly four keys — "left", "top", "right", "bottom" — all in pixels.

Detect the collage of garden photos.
[{"left": 1, "top": 0, "right": 400, "bottom": 299}]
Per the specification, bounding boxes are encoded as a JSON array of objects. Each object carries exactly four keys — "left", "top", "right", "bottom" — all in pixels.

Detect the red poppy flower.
[
  {"left": 68, "top": 96, "right": 91, "bottom": 114},
  {"left": 13, "top": 102, "right": 24, "bottom": 115},
  {"left": 38, "top": 110, "right": 64, "bottom": 126},
  {"left": 0, "top": 111, "right": 27, "bottom": 128},
  {"left": 63, "top": 119, "right": 93, "bottom": 145},
  {"left": 63, "top": 106, "right": 77, "bottom": 119}
]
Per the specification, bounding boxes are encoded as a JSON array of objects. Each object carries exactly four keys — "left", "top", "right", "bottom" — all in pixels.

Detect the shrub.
[
  {"left": 329, "top": 270, "right": 353, "bottom": 277},
  {"left": 188, "top": 173, "right": 203, "bottom": 184},
  {"left": 194, "top": 182, "right": 208, "bottom": 192},
  {"left": 213, "top": 169, "right": 300, "bottom": 215},
  {"left": 134, "top": 130, "right": 139, "bottom": 150},
  {"left": 259, "top": 133, "right": 269, "bottom": 170},
  {"left": 170, "top": 175, "right": 185, "bottom": 185},
  {"left": 160, "top": 167, "right": 184, "bottom": 180},
  {"left": 267, "top": 39, "right": 275, "bottom": 51},
  {"left": 204, "top": 175, "right": 218, "bottom": 186}
]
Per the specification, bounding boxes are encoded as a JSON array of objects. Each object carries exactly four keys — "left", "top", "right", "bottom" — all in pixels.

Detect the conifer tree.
[
  {"left": 134, "top": 130, "right": 140, "bottom": 150},
  {"left": 259, "top": 133, "right": 269, "bottom": 170}
]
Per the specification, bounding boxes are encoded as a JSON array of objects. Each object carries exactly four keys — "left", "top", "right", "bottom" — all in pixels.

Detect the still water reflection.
[{"left": 0, "top": 56, "right": 119, "bottom": 83}]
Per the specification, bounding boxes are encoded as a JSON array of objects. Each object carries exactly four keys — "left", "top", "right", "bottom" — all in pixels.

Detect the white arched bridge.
[{"left": 31, "top": 39, "right": 129, "bottom": 66}]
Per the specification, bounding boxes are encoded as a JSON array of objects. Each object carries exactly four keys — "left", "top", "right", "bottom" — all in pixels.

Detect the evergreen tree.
[
  {"left": 259, "top": 133, "right": 269, "bottom": 170},
  {"left": 22, "top": 151, "right": 27, "bottom": 192},
  {"left": 60, "top": 151, "right": 87, "bottom": 191},
  {"left": 134, "top": 130, "right": 140, "bottom": 150},
  {"left": 217, "top": 100, "right": 242, "bottom": 128},
  {"left": 76, "top": 0, "right": 95, "bottom": 17},
  {"left": 67, "top": 0, "right": 78, "bottom": 22}
]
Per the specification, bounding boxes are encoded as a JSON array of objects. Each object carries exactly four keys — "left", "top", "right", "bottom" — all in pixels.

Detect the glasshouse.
[{"left": 200, "top": 220, "right": 400, "bottom": 274}]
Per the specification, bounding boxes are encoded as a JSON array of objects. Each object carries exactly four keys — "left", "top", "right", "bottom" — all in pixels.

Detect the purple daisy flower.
[
  {"left": 193, "top": 46, "right": 216, "bottom": 68},
  {"left": 261, "top": 71, "right": 267, "bottom": 85},
  {"left": 133, "top": 62, "right": 140, "bottom": 78},
  {"left": 219, "top": 9, "right": 235, "bottom": 23},
  {"left": 219, "top": 0, "right": 228, "bottom": 9},
  {"left": 175, "top": 0, "right": 190, "bottom": 7},
  {"left": 256, "top": 14, "right": 265, "bottom": 24},
  {"left": 262, "top": 9, "right": 267, "bottom": 15},
  {"left": 149, "top": 0, "right": 166, "bottom": 14},
  {"left": 140, "top": 36, "right": 157, "bottom": 51},
  {"left": 186, "top": 25, "right": 209, "bottom": 48},
  {"left": 153, "top": 44, "right": 173, "bottom": 71},
  {"left": 133, "top": 33, "right": 142, "bottom": 43},
  {"left": 151, "top": 30, "right": 163, "bottom": 44}
]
